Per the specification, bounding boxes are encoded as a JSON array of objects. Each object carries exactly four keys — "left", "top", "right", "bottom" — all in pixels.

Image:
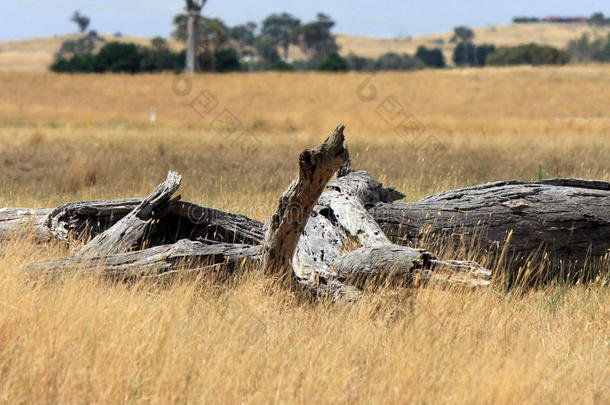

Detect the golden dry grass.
[{"left": 0, "top": 68, "right": 609, "bottom": 404}]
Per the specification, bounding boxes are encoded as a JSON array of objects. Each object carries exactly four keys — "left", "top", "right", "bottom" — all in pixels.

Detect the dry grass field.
[{"left": 0, "top": 67, "right": 609, "bottom": 404}]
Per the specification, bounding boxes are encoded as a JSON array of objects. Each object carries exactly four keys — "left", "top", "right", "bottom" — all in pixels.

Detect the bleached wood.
[
  {"left": 262, "top": 125, "right": 348, "bottom": 277},
  {"left": 76, "top": 171, "right": 181, "bottom": 257}
]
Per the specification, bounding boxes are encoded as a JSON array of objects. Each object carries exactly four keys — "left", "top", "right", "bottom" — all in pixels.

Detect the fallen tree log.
[
  {"left": 4, "top": 175, "right": 608, "bottom": 268},
  {"left": 43, "top": 199, "right": 263, "bottom": 246},
  {"left": 76, "top": 171, "right": 182, "bottom": 257},
  {"left": 27, "top": 239, "right": 260, "bottom": 279},
  {"left": 5, "top": 125, "right": 607, "bottom": 290},
  {"left": 0, "top": 208, "right": 53, "bottom": 242},
  {"left": 26, "top": 126, "right": 491, "bottom": 300},
  {"left": 370, "top": 178, "right": 610, "bottom": 263}
]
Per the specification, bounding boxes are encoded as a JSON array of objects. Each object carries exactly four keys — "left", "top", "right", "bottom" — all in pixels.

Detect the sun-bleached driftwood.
[
  {"left": 369, "top": 178, "right": 610, "bottom": 263},
  {"left": 259, "top": 126, "right": 489, "bottom": 298},
  {"left": 6, "top": 175, "right": 608, "bottom": 271},
  {"left": 290, "top": 172, "right": 491, "bottom": 300}
]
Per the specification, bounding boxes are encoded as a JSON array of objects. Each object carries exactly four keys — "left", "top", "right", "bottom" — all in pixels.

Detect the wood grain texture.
[
  {"left": 27, "top": 239, "right": 260, "bottom": 279},
  {"left": 370, "top": 178, "right": 610, "bottom": 262},
  {"left": 262, "top": 125, "right": 348, "bottom": 276},
  {"left": 0, "top": 208, "right": 53, "bottom": 242}
]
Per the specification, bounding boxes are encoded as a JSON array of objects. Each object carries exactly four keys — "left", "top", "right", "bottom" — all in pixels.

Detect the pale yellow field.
[{"left": 0, "top": 68, "right": 609, "bottom": 404}]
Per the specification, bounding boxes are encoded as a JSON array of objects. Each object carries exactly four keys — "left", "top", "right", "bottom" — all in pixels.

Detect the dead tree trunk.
[
  {"left": 261, "top": 125, "right": 348, "bottom": 277},
  {"left": 369, "top": 178, "right": 610, "bottom": 263},
  {"left": 4, "top": 176, "right": 608, "bottom": 269},
  {"left": 26, "top": 126, "right": 491, "bottom": 300},
  {"left": 0, "top": 208, "right": 53, "bottom": 242},
  {"left": 6, "top": 125, "right": 607, "bottom": 292},
  {"left": 184, "top": 0, "right": 206, "bottom": 73},
  {"left": 27, "top": 240, "right": 260, "bottom": 280}
]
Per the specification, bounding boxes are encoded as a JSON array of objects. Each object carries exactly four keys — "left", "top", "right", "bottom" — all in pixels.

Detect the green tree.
[
  {"left": 214, "top": 48, "right": 241, "bottom": 72},
  {"left": 345, "top": 53, "right": 376, "bottom": 71},
  {"left": 452, "top": 42, "right": 476, "bottom": 66},
  {"left": 486, "top": 43, "right": 569, "bottom": 66},
  {"left": 56, "top": 32, "right": 105, "bottom": 59},
  {"left": 475, "top": 44, "right": 496, "bottom": 66},
  {"left": 567, "top": 33, "right": 610, "bottom": 62},
  {"left": 587, "top": 12, "right": 608, "bottom": 26},
  {"left": 254, "top": 36, "right": 281, "bottom": 67},
  {"left": 317, "top": 53, "right": 348, "bottom": 71},
  {"left": 93, "top": 42, "right": 142, "bottom": 73},
  {"left": 415, "top": 46, "right": 445, "bottom": 68},
  {"left": 299, "top": 13, "right": 338, "bottom": 65},
  {"left": 173, "top": 14, "right": 228, "bottom": 71},
  {"left": 375, "top": 52, "right": 423, "bottom": 70},
  {"left": 451, "top": 26, "right": 474, "bottom": 43},
  {"left": 261, "top": 13, "right": 301, "bottom": 61},
  {"left": 141, "top": 37, "right": 181, "bottom": 72},
  {"left": 70, "top": 10, "right": 90, "bottom": 33},
  {"left": 229, "top": 22, "right": 257, "bottom": 46}
]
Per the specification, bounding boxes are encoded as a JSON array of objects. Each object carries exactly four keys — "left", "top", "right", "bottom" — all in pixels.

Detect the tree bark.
[
  {"left": 0, "top": 208, "right": 53, "bottom": 242},
  {"left": 370, "top": 178, "right": 610, "bottom": 263}
]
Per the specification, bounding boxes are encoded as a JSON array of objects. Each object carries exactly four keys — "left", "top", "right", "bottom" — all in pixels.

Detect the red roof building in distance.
[{"left": 542, "top": 15, "right": 588, "bottom": 23}]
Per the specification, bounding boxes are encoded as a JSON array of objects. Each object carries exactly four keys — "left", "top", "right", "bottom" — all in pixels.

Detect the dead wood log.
[
  {"left": 44, "top": 199, "right": 263, "bottom": 246},
  {"left": 291, "top": 174, "right": 491, "bottom": 299},
  {"left": 0, "top": 208, "right": 53, "bottom": 242},
  {"left": 7, "top": 173, "right": 608, "bottom": 270},
  {"left": 261, "top": 127, "right": 490, "bottom": 298},
  {"left": 75, "top": 171, "right": 182, "bottom": 257},
  {"left": 27, "top": 239, "right": 260, "bottom": 279},
  {"left": 261, "top": 125, "right": 349, "bottom": 276},
  {"left": 15, "top": 124, "right": 607, "bottom": 295},
  {"left": 369, "top": 178, "right": 610, "bottom": 263},
  {"left": 26, "top": 126, "right": 490, "bottom": 300}
]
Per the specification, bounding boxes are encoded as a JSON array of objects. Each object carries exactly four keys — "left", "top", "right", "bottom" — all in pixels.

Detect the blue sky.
[{"left": 0, "top": 0, "right": 606, "bottom": 41}]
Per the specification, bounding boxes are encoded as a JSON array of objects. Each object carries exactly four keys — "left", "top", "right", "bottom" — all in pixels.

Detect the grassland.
[{"left": 0, "top": 67, "right": 609, "bottom": 404}]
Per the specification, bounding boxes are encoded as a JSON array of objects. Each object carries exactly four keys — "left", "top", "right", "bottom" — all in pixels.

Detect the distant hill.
[
  {"left": 1, "top": 23, "right": 609, "bottom": 71},
  {"left": 336, "top": 23, "right": 610, "bottom": 64}
]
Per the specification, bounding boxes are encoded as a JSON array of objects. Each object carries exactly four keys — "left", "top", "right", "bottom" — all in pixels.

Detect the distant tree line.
[
  {"left": 567, "top": 33, "right": 610, "bottom": 62},
  {"left": 51, "top": 10, "right": 606, "bottom": 74},
  {"left": 513, "top": 11, "right": 610, "bottom": 26}
]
